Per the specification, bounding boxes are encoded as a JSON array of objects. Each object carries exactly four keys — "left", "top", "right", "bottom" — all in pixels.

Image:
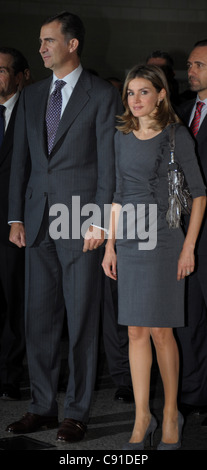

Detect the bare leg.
[
  {"left": 151, "top": 327, "right": 179, "bottom": 443},
  {"left": 128, "top": 326, "right": 152, "bottom": 443}
]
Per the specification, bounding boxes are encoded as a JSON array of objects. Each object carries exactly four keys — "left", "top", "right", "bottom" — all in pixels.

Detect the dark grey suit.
[
  {"left": 0, "top": 99, "right": 25, "bottom": 391},
  {"left": 176, "top": 99, "right": 207, "bottom": 407},
  {"left": 8, "top": 70, "right": 122, "bottom": 421}
]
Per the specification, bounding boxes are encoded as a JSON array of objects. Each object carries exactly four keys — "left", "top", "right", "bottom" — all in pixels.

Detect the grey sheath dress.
[{"left": 113, "top": 123, "right": 206, "bottom": 327}]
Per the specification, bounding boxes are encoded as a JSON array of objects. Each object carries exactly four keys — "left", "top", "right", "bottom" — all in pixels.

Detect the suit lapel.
[
  {"left": 196, "top": 113, "right": 207, "bottom": 144},
  {"left": 0, "top": 100, "right": 18, "bottom": 166},
  {"left": 51, "top": 70, "right": 91, "bottom": 153},
  {"left": 33, "top": 77, "right": 52, "bottom": 158},
  {"left": 33, "top": 71, "right": 91, "bottom": 158},
  {"left": 179, "top": 99, "right": 207, "bottom": 144},
  {"left": 179, "top": 99, "right": 195, "bottom": 125}
]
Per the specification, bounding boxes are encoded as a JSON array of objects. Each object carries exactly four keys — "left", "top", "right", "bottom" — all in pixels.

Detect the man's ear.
[{"left": 68, "top": 38, "right": 79, "bottom": 53}]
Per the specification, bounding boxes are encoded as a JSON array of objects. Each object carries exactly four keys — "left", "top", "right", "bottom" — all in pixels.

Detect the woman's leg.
[
  {"left": 128, "top": 326, "right": 152, "bottom": 443},
  {"left": 151, "top": 327, "right": 180, "bottom": 443}
]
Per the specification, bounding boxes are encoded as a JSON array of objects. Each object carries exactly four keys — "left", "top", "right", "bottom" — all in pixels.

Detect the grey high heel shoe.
[
  {"left": 122, "top": 415, "right": 157, "bottom": 450},
  {"left": 157, "top": 411, "right": 184, "bottom": 450}
]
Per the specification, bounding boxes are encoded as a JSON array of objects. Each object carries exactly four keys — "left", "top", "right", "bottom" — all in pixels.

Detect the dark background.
[{"left": 1, "top": 1, "right": 207, "bottom": 91}]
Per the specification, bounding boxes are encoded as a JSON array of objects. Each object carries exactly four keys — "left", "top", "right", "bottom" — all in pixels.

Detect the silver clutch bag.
[{"left": 166, "top": 124, "right": 192, "bottom": 229}]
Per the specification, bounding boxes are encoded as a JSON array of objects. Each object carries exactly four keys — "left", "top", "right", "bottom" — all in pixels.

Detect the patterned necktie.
[
  {"left": 0, "top": 104, "right": 5, "bottom": 149},
  {"left": 46, "top": 79, "right": 66, "bottom": 154},
  {"left": 190, "top": 101, "right": 205, "bottom": 137}
]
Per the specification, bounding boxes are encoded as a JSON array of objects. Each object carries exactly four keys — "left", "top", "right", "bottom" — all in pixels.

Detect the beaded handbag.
[{"left": 166, "top": 124, "right": 192, "bottom": 229}]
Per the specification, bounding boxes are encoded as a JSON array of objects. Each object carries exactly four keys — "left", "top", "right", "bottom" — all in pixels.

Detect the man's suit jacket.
[
  {"left": 0, "top": 98, "right": 25, "bottom": 387},
  {"left": 8, "top": 69, "right": 122, "bottom": 249},
  {"left": 176, "top": 99, "right": 207, "bottom": 407},
  {"left": 177, "top": 99, "right": 207, "bottom": 256},
  {"left": 0, "top": 101, "right": 19, "bottom": 245}
]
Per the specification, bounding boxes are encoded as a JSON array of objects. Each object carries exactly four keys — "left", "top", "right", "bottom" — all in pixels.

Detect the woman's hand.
[
  {"left": 177, "top": 245, "right": 195, "bottom": 281},
  {"left": 102, "top": 244, "right": 117, "bottom": 280}
]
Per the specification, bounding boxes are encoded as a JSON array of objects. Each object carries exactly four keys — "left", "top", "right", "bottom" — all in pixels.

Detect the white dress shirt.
[
  {"left": 49, "top": 63, "right": 83, "bottom": 116},
  {"left": 2, "top": 91, "right": 20, "bottom": 130}
]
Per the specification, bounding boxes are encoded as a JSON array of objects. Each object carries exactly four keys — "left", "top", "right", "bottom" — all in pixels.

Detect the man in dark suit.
[
  {"left": 0, "top": 47, "right": 30, "bottom": 401},
  {"left": 6, "top": 12, "right": 122, "bottom": 442},
  {"left": 146, "top": 50, "right": 181, "bottom": 106},
  {"left": 176, "top": 40, "right": 207, "bottom": 424}
]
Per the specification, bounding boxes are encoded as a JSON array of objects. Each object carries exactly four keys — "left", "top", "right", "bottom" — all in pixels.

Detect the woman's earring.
[{"left": 157, "top": 99, "right": 163, "bottom": 107}]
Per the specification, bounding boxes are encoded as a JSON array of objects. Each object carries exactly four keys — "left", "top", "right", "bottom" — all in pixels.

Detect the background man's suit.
[
  {"left": 8, "top": 69, "right": 122, "bottom": 422},
  {"left": 176, "top": 99, "right": 207, "bottom": 407},
  {"left": 0, "top": 100, "right": 25, "bottom": 395}
]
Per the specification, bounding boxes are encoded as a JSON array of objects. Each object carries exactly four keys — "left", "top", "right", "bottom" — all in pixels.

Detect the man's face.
[
  {"left": 39, "top": 20, "right": 73, "bottom": 76},
  {"left": 0, "top": 53, "right": 19, "bottom": 102},
  {"left": 187, "top": 46, "right": 207, "bottom": 99}
]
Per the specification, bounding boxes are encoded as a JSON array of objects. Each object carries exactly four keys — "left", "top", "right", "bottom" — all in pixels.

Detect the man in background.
[
  {"left": 0, "top": 47, "right": 30, "bottom": 400},
  {"left": 146, "top": 49, "right": 181, "bottom": 105},
  {"left": 176, "top": 40, "right": 207, "bottom": 426}
]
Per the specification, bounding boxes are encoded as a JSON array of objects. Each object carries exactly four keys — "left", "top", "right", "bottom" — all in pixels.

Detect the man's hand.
[
  {"left": 83, "top": 225, "right": 105, "bottom": 252},
  {"left": 9, "top": 223, "right": 26, "bottom": 248}
]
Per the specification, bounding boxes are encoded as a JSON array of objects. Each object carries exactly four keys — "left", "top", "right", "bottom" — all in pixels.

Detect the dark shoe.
[
  {"left": 179, "top": 402, "right": 207, "bottom": 416},
  {"left": 0, "top": 384, "right": 21, "bottom": 400},
  {"left": 157, "top": 411, "right": 184, "bottom": 450},
  {"left": 57, "top": 418, "right": 87, "bottom": 442},
  {"left": 122, "top": 415, "right": 157, "bottom": 450},
  {"left": 114, "top": 386, "right": 134, "bottom": 403},
  {"left": 6, "top": 412, "right": 58, "bottom": 433}
]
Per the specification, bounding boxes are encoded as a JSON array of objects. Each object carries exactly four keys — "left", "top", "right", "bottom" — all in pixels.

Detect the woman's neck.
[{"left": 133, "top": 121, "right": 162, "bottom": 140}]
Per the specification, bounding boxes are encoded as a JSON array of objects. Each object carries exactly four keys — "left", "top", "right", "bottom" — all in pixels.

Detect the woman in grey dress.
[{"left": 102, "top": 64, "right": 206, "bottom": 450}]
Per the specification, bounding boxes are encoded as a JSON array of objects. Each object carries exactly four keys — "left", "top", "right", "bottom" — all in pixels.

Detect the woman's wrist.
[{"left": 105, "top": 240, "right": 116, "bottom": 251}]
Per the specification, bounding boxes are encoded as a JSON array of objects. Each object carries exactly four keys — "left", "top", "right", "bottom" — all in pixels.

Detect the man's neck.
[
  {"left": 198, "top": 90, "right": 207, "bottom": 101},
  {"left": 52, "top": 58, "right": 80, "bottom": 79},
  {"left": 0, "top": 90, "right": 17, "bottom": 105}
]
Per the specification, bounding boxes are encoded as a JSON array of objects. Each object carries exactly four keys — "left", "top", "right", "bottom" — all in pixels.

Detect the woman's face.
[{"left": 127, "top": 77, "right": 165, "bottom": 119}]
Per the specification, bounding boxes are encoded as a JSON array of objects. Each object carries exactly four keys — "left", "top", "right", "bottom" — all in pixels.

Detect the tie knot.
[
  {"left": 54, "top": 80, "right": 66, "bottom": 92},
  {"left": 196, "top": 101, "right": 204, "bottom": 113}
]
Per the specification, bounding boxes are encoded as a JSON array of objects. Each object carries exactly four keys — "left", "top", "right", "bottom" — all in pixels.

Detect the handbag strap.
[{"left": 169, "top": 124, "right": 175, "bottom": 164}]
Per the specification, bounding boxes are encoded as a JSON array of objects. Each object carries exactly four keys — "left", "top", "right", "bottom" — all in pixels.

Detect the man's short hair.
[
  {"left": 42, "top": 11, "right": 85, "bottom": 57},
  {"left": 0, "top": 47, "right": 29, "bottom": 75},
  {"left": 194, "top": 39, "right": 207, "bottom": 48}
]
